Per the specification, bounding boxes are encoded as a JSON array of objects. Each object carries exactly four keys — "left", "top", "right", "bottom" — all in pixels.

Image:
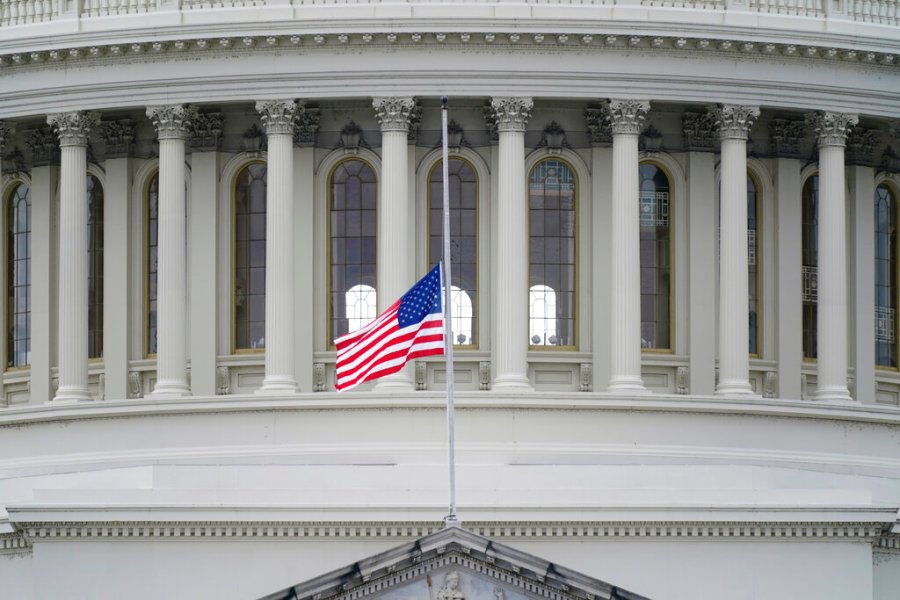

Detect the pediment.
[{"left": 260, "top": 526, "right": 649, "bottom": 600}]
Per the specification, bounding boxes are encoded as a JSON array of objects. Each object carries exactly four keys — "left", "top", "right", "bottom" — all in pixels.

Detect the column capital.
[
  {"left": 608, "top": 99, "right": 650, "bottom": 135},
  {"left": 710, "top": 104, "right": 759, "bottom": 140},
  {"left": 146, "top": 104, "right": 198, "bottom": 140},
  {"left": 372, "top": 97, "right": 417, "bottom": 132},
  {"left": 255, "top": 100, "right": 302, "bottom": 136},
  {"left": 489, "top": 97, "right": 533, "bottom": 133},
  {"left": 807, "top": 111, "right": 859, "bottom": 148},
  {"left": 0, "top": 121, "right": 14, "bottom": 148},
  {"left": 47, "top": 111, "right": 99, "bottom": 147}
]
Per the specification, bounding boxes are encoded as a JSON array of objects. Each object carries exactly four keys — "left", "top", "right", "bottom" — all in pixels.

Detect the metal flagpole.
[{"left": 440, "top": 96, "right": 459, "bottom": 527}]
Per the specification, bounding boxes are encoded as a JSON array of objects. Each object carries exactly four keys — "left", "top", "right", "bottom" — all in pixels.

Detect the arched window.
[
  {"left": 346, "top": 284, "right": 377, "bottom": 333},
  {"left": 639, "top": 163, "right": 672, "bottom": 350},
  {"left": 529, "top": 284, "right": 557, "bottom": 345},
  {"left": 875, "top": 184, "right": 897, "bottom": 368},
  {"left": 801, "top": 175, "right": 818, "bottom": 360},
  {"left": 329, "top": 159, "right": 377, "bottom": 342},
  {"left": 6, "top": 183, "right": 30, "bottom": 369},
  {"left": 233, "top": 163, "right": 267, "bottom": 351},
  {"left": 528, "top": 159, "right": 576, "bottom": 348},
  {"left": 145, "top": 173, "right": 159, "bottom": 356},
  {"left": 87, "top": 175, "right": 104, "bottom": 359},
  {"left": 428, "top": 158, "right": 477, "bottom": 346},
  {"left": 748, "top": 174, "right": 760, "bottom": 356}
]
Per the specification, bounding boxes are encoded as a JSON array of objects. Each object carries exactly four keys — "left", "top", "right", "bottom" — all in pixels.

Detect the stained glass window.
[
  {"left": 88, "top": 175, "right": 104, "bottom": 359},
  {"left": 234, "top": 163, "right": 267, "bottom": 350},
  {"left": 875, "top": 184, "right": 897, "bottom": 368},
  {"left": 146, "top": 173, "right": 158, "bottom": 356},
  {"left": 639, "top": 163, "right": 671, "bottom": 350},
  {"left": 802, "top": 175, "right": 818, "bottom": 360},
  {"left": 748, "top": 174, "right": 760, "bottom": 356},
  {"left": 6, "top": 183, "right": 30, "bottom": 369}
]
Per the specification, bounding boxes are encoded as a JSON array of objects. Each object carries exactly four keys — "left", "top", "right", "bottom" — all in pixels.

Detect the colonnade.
[{"left": 34, "top": 98, "right": 859, "bottom": 400}]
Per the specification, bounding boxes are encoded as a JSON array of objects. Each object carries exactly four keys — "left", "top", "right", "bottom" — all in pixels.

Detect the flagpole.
[{"left": 441, "top": 96, "right": 459, "bottom": 527}]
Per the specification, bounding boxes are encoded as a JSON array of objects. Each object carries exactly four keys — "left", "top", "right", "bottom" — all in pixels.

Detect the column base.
[
  {"left": 492, "top": 373, "right": 532, "bottom": 391},
  {"left": 715, "top": 379, "right": 756, "bottom": 396},
  {"left": 149, "top": 380, "right": 191, "bottom": 398},
  {"left": 606, "top": 375, "right": 649, "bottom": 394},
  {"left": 53, "top": 387, "right": 93, "bottom": 403},
  {"left": 813, "top": 385, "right": 852, "bottom": 402},
  {"left": 256, "top": 376, "right": 299, "bottom": 395}
]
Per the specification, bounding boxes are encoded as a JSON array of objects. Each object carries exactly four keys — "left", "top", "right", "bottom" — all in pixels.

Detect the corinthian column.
[
  {"left": 372, "top": 97, "right": 416, "bottom": 390},
  {"left": 147, "top": 104, "right": 196, "bottom": 397},
  {"left": 607, "top": 99, "right": 650, "bottom": 393},
  {"left": 48, "top": 111, "right": 99, "bottom": 402},
  {"left": 809, "top": 111, "right": 858, "bottom": 401},
  {"left": 712, "top": 104, "right": 759, "bottom": 396},
  {"left": 256, "top": 100, "right": 300, "bottom": 394},
  {"left": 490, "top": 97, "right": 533, "bottom": 390}
]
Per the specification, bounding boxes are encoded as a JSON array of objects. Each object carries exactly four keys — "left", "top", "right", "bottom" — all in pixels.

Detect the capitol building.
[{"left": 0, "top": 1, "right": 899, "bottom": 598}]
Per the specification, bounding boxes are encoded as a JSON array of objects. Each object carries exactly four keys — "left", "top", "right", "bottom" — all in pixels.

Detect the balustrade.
[{"left": 0, "top": 0, "right": 896, "bottom": 29}]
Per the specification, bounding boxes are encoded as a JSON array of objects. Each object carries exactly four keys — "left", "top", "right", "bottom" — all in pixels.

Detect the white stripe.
[{"left": 336, "top": 313, "right": 443, "bottom": 376}]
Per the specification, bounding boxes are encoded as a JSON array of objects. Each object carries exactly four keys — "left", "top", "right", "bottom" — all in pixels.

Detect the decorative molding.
[
  {"left": 579, "top": 363, "right": 592, "bottom": 392},
  {"left": 215, "top": 366, "right": 231, "bottom": 395},
  {"left": 47, "top": 111, "right": 99, "bottom": 147},
  {"left": 338, "top": 120, "right": 365, "bottom": 153},
  {"left": 415, "top": 361, "right": 427, "bottom": 391},
  {"left": 406, "top": 100, "right": 423, "bottom": 143},
  {"left": 537, "top": 121, "right": 568, "bottom": 153},
  {"left": 763, "top": 371, "right": 777, "bottom": 399},
  {"left": 313, "top": 363, "right": 326, "bottom": 392},
  {"left": 709, "top": 104, "right": 759, "bottom": 140},
  {"left": 585, "top": 106, "right": 612, "bottom": 146},
  {"left": 769, "top": 118, "right": 807, "bottom": 157},
  {"left": 882, "top": 145, "right": 900, "bottom": 173},
  {"left": 256, "top": 99, "right": 301, "bottom": 136},
  {"left": 127, "top": 371, "right": 143, "bottom": 399},
  {"left": 294, "top": 107, "right": 320, "bottom": 147},
  {"left": 676, "top": 366, "right": 689, "bottom": 395},
  {"left": 372, "top": 97, "right": 417, "bottom": 133},
  {"left": 241, "top": 123, "right": 267, "bottom": 154},
  {"left": 11, "top": 520, "right": 888, "bottom": 542},
  {"left": 488, "top": 97, "right": 533, "bottom": 133},
  {"left": 681, "top": 111, "right": 718, "bottom": 151},
  {"left": 807, "top": 111, "right": 859, "bottom": 148},
  {"left": 608, "top": 100, "right": 650, "bottom": 136},
  {"left": 24, "top": 126, "right": 60, "bottom": 166},
  {"left": 844, "top": 126, "right": 877, "bottom": 165},
  {"left": 189, "top": 111, "right": 224, "bottom": 151},
  {"left": 0, "top": 531, "right": 30, "bottom": 555},
  {"left": 479, "top": 361, "right": 491, "bottom": 391},
  {"left": 482, "top": 105, "right": 499, "bottom": 143},
  {"left": 97, "top": 373, "right": 105, "bottom": 401},
  {"left": 99, "top": 118, "right": 137, "bottom": 158},
  {"left": 640, "top": 123, "right": 663, "bottom": 151}
]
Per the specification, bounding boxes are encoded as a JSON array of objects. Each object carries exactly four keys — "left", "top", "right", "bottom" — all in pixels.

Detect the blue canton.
[{"left": 398, "top": 265, "right": 443, "bottom": 329}]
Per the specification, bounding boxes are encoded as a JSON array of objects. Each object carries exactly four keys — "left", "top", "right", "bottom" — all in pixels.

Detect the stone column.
[
  {"left": 372, "top": 97, "right": 416, "bottom": 391},
  {"left": 712, "top": 105, "right": 759, "bottom": 395},
  {"left": 809, "top": 112, "right": 858, "bottom": 401},
  {"left": 48, "top": 111, "right": 99, "bottom": 402},
  {"left": 607, "top": 99, "right": 650, "bottom": 392},
  {"left": 255, "top": 100, "right": 301, "bottom": 394},
  {"left": 490, "top": 97, "right": 533, "bottom": 390},
  {"left": 146, "top": 104, "right": 196, "bottom": 397}
]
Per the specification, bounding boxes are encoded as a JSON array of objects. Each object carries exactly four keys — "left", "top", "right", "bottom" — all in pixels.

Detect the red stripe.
[{"left": 337, "top": 318, "right": 443, "bottom": 376}]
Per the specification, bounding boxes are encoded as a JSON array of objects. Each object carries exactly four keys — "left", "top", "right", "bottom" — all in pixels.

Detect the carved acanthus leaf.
[
  {"left": 146, "top": 104, "right": 198, "bottom": 140},
  {"left": 294, "top": 108, "right": 320, "bottom": 147},
  {"left": 489, "top": 97, "right": 533, "bottom": 132},
  {"left": 0, "top": 121, "right": 14, "bottom": 148},
  {"left": 770, "top": 119, "right": 807, "bottom": 157},
  {"left": 190, "top": 112, "right": 225, "bottom": 151},
  {"left": 372, "top": 97, "right": 417, "bottom": 132},
  {"left": 709, "top": 104, "right": 759, "bottom": 140},
  {"left": 845, "top": 126, "right": 877, "bottom": 165},
  {"left": 807, "top": 111, "right": 858, "bottom": 147},
  {"left": 256, "top": 100, "right": 301, "bottom": 136},
  {"left": 24, "top": 127, "right": 60, "bottom": 166},
  {"left": 585, "top": 106, "right": 612, "bottom": 145},
  {"left": 681, "top": 111, "right": 718, "bottom": 151},
  {"left": 99, "top": 119, "right": 137, "bottom": 158},
  {"left": 47, "top": 111, "right": 99, "bottom": 147},
  {"left": 608, "top": 99, "right": 650, "bottom": 135}
]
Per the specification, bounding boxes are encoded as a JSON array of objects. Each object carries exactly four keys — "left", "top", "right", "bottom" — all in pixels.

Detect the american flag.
[{"left": 335, "top": 264, "right": 445, "bottom": 391}]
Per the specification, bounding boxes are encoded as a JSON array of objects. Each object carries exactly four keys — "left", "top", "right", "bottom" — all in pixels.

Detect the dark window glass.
[
  {"left": 429, "top": 158, "right": 477, "bottom": 346},
  {"left": 234, "top": 163, "right": 267, "bottom": 350},
  {"left": 528, "top": 159, "right": 576, "bottom": 347},
  {"left": 875, "top": 184, "right": 897, "bottom": 368},
  {"left": 330, "top": 159, "right": 377, "bottom": 342},
  {"left": 147, "top": 173, "right": 159, "bottom": 356},
  {"left": 748, "top": 174, "right": 759, "bottom": 356},
  {"left": 88, "top": 175, "right": 104, "bottom": 359},
  {"left": 6, "top": 183, "right": 30, "bottom": 368},
  {"left": 639, "top": 164, "right": 671, "bottom": 350},
  {"left": 802, "top": 175, "right": 818, "bottom": 360}
]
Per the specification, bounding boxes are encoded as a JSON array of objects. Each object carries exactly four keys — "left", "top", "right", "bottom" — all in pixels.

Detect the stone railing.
[{"left": 0, "top": 0, "right": 897, "bottom": 30}]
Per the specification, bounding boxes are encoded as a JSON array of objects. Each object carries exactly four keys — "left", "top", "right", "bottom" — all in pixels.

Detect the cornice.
[{"left": 0, "top": 32, "right": 896, "bottom": 76}]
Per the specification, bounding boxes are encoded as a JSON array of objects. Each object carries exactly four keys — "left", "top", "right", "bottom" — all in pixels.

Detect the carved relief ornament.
[
  {"left": 294, "top": 108, "right": 320, "bottom": 147},
  {"left": 256, "top": 99, "right": 302, "bottom": 136},
  {"left": 47, "top": 111, "right": 100, "bottom": 147},
  {"left": 770, "top": 119, "right": 806, "bottom": 157},
  {"left": 0, "top": 121, "right": 14, "bottom": 149},
  {"left": 372, "top": 97, "right": 417, "bottom": 132},
  {"left": 99, "top": 119, "right": 137, "bottom": 158},
  {"left": 489, "top": 97, "right": 533, "bottom": 133},
  {"left": 845, "top": 126, "right": 877, "bottom": 165},
  {"left": 146, "top": 104, "right": 198, "bottom": 140},
  {"left": 24, "top": 127, "right": 60, "bottom": 166},
  {"left": 190, "top": 112, "right": 225, "bottom": 151},
  {"left": 584, "top": 107, "right": 612, "bottom": 145},
  {"left": 608, "top": 99, "right": 650, "bottom": 135},
  {"left": 681, "top": 111, "right": 718, "bottom": 151},
  {"left": 710, "top": 104, "right": 759, "bottom": 140},
  {"left": 807, "top": 111, "right": 859, "bottom": 148}
]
